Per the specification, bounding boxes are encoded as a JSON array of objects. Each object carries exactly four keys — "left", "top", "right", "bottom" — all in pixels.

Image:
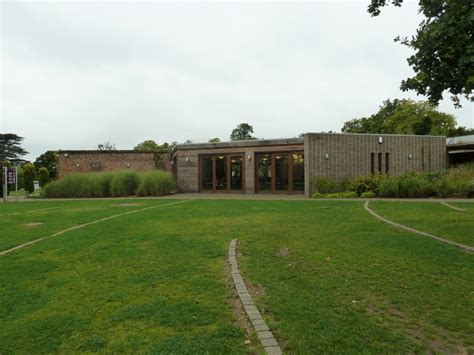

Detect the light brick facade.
[{"left": 173, "top": 133, "right": 447, "bottom": 196}]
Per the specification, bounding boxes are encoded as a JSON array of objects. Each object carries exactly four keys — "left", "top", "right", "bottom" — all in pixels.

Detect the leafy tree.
[
  {"left": 230, "top": 123, "right": 257, "bottom": 141},
  {"left": 341, "top": 99, "right": 457, "bottom": 135},
  {"left": 368, "top": 0, "right": 473, "bottom": 107},
  {"left": 208, "top": 137, "right": 221, "bottom": 143},
  {"left": 38, "top": 167, "right": 50, "bottom": 187},
  {"left": 97, "top": 141, "right": 116, "bottom": 150},
  {"left": 134, "top": 140, "right": 160, "bottom": 151},
  {"left": 446, "top": 126, "right": 474, "bottom": 137},
  {"left": 34, "top": 150, "right": 58, "bottom": 179},
  {"left": 134, "top": 140, "right": 170, "bottom": 151},
  {"left": 23, "top": 163, "right": 36, "bottom": 193},
  {"left": 0, "top": 133, "right": 28, "bottom": 163}
]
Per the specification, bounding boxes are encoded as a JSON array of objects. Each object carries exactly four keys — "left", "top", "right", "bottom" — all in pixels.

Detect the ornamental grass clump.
[
  {"left": 137, "top": 170, "right": 175, "bottom": 196},
  {"left": 42, "top": 170, "right": 175, "bottom": 198},
  {"left": 110, "top": 171, "right": 140, "bottom": 197}
]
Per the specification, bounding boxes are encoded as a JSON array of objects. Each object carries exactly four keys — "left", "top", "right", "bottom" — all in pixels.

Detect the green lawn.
[
  {"left": 370, "top": 201, "right": 474, "bottom": 247},
  {"left": 0, "top": 199, "right": 473, "bottom": 353}
]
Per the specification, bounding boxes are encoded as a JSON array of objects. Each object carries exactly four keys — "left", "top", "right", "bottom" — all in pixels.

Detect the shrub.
[
  {"left": 435, "top": 164, "right": 474, "bottom": 198},
  {"left": 349, "top": 174, "right": 386, "bottom": 196},
  {"left": 360, "top": 191, "right": 376, "bottom": 198},
  {"left": 23, "top": 163, "right": 36, "bottom": 193},
  {"left": 137, "top": 170, "right": 175, "bottom": 196},
  {"left": 313, "top": 177, "right": 338, "bottom": 194},
  {"left": 38, "top": 167, "right": 49, "bottom": 188},
  {"left": 397, "top": 173, "right": 435, "bottom": 198},
  {"left": 110, "top": 171, "right": 140, "bottom": 197},
  {"left": 312, "top": 191, "right": 357, "bottom": 198},
  {"left": 377, "top": 177, "right": 399, "bottom": 197},
  {"left": 313, "top": 177, "right": 350, "bottom": 194}
]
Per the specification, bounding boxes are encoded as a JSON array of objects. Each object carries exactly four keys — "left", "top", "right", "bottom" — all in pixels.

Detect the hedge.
[{"left": 42, "top": 170, "right": 175, "bottom": 198}]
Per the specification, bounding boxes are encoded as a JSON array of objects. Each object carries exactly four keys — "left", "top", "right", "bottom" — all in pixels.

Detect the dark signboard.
[{"left": 7, "top": 168, "right": 16, "bottom": 184}]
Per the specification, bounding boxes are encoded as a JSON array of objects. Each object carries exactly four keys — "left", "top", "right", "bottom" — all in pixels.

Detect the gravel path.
[{"left": 364, "top": 200, "right": 473, "bottom": 253}]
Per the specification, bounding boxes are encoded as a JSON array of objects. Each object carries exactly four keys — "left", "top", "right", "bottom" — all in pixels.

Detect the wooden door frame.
[
  {"left": 255, "top": 151, "right": 304, "bottom": 194},
  {"left": 199, "top": 154, "right": 244, "bottom": 193}
]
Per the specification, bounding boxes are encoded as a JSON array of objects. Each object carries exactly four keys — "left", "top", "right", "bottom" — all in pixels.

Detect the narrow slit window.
[
  {"left": 370, "top": 153, "right": 375, "bottom": 174},
  {"left": 385, "top": 153, "right": 389, "bottom": 174},
  {"left": 378, "top": 153, "right": 382, "bottom": 173}
]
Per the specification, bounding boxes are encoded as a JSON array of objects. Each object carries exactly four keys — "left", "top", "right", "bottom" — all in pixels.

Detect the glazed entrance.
[
  {"left": 256, "top": 152, "right": 304, "bottom": 193},
  {"left": 200, "top": 155, "right": 244, "bottom": 192}
]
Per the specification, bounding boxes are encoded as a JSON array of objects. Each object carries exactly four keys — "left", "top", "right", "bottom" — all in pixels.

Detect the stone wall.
[
  {"left": 304, "top": 133, "right": 447, "bottom": 196},
  {"left": 57, "top": 151, "right": 158, "bottom": 178}
]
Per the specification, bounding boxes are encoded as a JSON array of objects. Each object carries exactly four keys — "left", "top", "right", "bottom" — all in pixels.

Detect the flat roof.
[
  {"left": 58, "top": 150, "right": 158, "bottom": 154},
  {"left": 176, "top": 138, "right": 304, "bottom": 150},
  {"left": 447, "top": 135, "right": 474, "bottom": 146}
]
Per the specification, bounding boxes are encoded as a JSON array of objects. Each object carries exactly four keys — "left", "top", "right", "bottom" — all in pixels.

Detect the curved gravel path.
[
  {"left": 228, "top": 239, "right": 282, "bottom": 355},
  {"left": 440, "top": 201, "right": 466, "bottom": 212},
  {"left": 364, "top": 200, "right": 473, "bottom": 253}
]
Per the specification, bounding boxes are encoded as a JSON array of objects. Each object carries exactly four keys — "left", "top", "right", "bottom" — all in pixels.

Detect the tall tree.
[
  {"left": 134, "top": 140, "right": 160, "bottom": 151},
  {"left": 34, "top": 150, "right": 58, "bottom": 179},
  {"left": 230, "top": 123, "right": 257, "bottom": 141},
  {"left": 0, "top": 133, "right": 28, "bottom": 162},
  {"left": 368, "top": 0, "right": 473, "bottom": 107},
  {"left": 341, "top": 99, "right": 457, "bottom": 135},
  {"left": 97, "top": 141, "right": 116, "bottom": 151}
]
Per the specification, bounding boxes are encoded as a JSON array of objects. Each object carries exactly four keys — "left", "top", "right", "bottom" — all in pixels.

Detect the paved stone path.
[
  {"left": 440, "top": 201, "right": 466, "bottom": 212},
  {"left": 364, "top": 200, "right": 474, "bottom": 253},
  {"left": 0, "top": 200, "right": 191, "bottom": 256},
  {"left": 228, "top": 239, "right": 282, "bottom": 355}
]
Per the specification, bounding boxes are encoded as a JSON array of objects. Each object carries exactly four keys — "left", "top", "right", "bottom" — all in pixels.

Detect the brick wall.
[
  {"left": 57, "top": 151, "right": 157, "bottom": 178},
  {"left": 304, "top": 133, "right": 447, "bottom": 196}
]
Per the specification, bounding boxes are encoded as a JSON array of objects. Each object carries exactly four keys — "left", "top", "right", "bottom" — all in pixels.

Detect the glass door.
[
  {"left": 200, "top": 154, "right": 243, "bottom": 192},
  {"left": 274, "top": 154, "right": 289, "bottom": 191},
  {"left": 257, "top": 154, "right": 272, "bottom": 192},
  {"left": 215, "top": 156, "right": 227, "bottom": 190}
]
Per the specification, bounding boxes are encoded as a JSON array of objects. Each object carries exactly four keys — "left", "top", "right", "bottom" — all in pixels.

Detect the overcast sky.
[{"left": 1, "top": 0, "right": 473, "bottom": 161}]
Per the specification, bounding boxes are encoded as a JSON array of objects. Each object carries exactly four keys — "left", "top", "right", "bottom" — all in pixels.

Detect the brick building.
[
  {"left": 172, "top": 133, "right": 447, "bottom": 197},
  {"left": 57, "top": 150, "right": 163, "bottom": 178}
]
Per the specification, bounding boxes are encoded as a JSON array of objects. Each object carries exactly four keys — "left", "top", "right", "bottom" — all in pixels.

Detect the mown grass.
[
  {"left": 370, "top": 201, "right": 474, "bottom": 247},
  {"left": 0, "top": 199, "right": 473, "bottom": 353},
  {"left": 0, "top": 200, "right": 173, "bottom": 251}
]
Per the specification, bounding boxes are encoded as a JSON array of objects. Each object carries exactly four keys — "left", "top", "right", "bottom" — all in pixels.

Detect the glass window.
[
  {"left": 201, "top": 157, "right": 213, "bottom": 190},
  {"left": 292, "top": 153, "right": 304, "bottom": 191},
  {"left": 215, "top": 156, "right": 227, "bottom": 190},
  {"left": 230, "top": 156, "right": 243, "bottom": 190},
  {"left": 257, "top": 154, "right": 272, "bottom": 191},
  {"left": 275, "top": 154, "right": 289, "bottom": 191}
]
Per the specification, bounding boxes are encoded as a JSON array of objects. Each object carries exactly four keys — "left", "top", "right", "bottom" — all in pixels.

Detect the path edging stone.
[
  {"left": 228, "top": 239, "right": 282, "bottom": 355},
  {"left": 364, "top": 200, "right": 473, "bottom": 253}
]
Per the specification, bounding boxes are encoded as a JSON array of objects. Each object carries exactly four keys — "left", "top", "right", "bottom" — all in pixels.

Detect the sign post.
[
  {"left": 3, "top": 167, "right": 18, "bottom": 203},
  {"left": 2, "top": 167, "right": 6, "bottom": 203}
]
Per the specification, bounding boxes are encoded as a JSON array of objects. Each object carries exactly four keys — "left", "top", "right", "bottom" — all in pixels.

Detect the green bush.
[
  {"left": 312, "top": 191, "right": 357, "bottom": 199},
  {"left": 38, "top": 167, "right": 49, "bottom": 188},
  {"left": 436, "top": 164, "right": 474, "bottom": 198},
  {"left": 377, "top": 177, "right": 399, "bottom": 197},
  {"left": 23, "top": 163, "right": 36, "bottom": 193},
  {"left": 137, "top": 170, "right": 175, "bottom": 196},
  {"left": 42, "top": 170, "right": 174, "bottom": 198},
  {"left": 313, "top": 177, "right": 349, "bottom": 194},
  {"left": 110, "top": 171, "right": 140, "bottom": 197},
  {"left": 349, "top": 174, "right": 387, "bottom": 196},
  {"left": 360, "top": 191, "right": 376, "bottom": 198}
]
